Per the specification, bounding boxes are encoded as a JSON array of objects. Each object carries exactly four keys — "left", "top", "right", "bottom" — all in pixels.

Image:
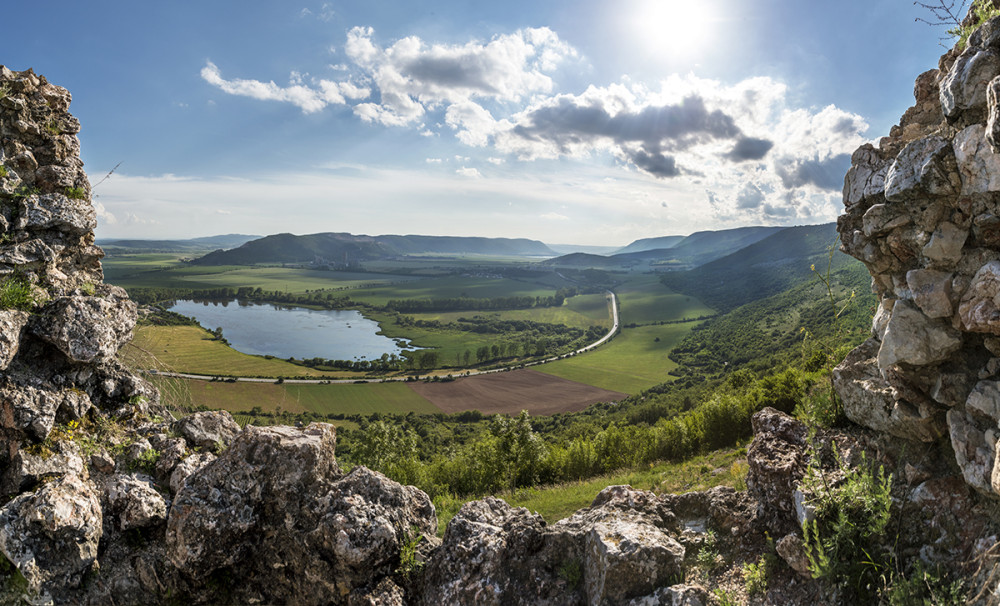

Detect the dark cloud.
[
  {"left": 403, "top": 56, "right": 497, "bottom": 95},
  {"left": 725, "top": 137, "right": 774, "bottom": 162},
  {"left": 775, "top": 153, "right": 851, "bottom": 191},
  {"left": 512, "top": 95, "right": 743, "bottom": 176},
  {"left": 629, "top": 149, "right": 680, "bottom": 177}
]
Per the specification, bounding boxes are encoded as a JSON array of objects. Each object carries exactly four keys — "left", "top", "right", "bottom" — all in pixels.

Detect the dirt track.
[{"left": 407, "top": 369, "right": 627, "bottom": 415}]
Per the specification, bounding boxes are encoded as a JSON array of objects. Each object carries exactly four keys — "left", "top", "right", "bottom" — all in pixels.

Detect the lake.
[{"left": 167, "top": 299, "right": 416, "bottom": 361}]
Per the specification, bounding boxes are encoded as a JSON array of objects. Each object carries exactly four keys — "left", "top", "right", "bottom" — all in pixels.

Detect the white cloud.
[
  {"left": 425, "top": 158, "right": 443, "bottom": 164},
  {"left": 201, "top": 61, "right": 368, "bottom": 114},
  {"left": 199, "top": 28, "right": 866, "bottom": 226},
  {"left": 541, "top": 212, "right": 568, "bottom": 221},
  {"left": 93, "top": 201, "right": 116, "bottom": 225},
  {"left": 456, "top": 167, "right": 482, "bottom": 178}
]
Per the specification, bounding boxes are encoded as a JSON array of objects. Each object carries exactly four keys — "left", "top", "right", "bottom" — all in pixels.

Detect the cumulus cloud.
[
  {"left": 725, "top": 137, "right": 774, "bottom": 162},
  {"left": 201, "top": 28, "right": 867, "bottom": 224},
  {"left": 201, "top": 61, "right": 368, "bottom": 114}
]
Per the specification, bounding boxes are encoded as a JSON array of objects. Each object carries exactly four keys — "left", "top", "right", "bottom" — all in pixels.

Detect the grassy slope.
[
  {"left": 536, "top": 323, "right": 693, "bottom": 394},
  {"left": 432, "top": 445, "right": 748, "bottom": 533},
  {"left": 615, "top": 275, "right": 714, "bottom": 325}
]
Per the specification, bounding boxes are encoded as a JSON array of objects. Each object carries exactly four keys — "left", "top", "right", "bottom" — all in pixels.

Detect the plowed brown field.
[{"left": 406, "top": 369, "right": 627, "bottom": 415}]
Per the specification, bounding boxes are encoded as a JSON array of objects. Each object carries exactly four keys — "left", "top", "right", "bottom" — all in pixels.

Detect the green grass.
[
  {"left": 124, "top": 325, "right": 356, "bottom": 377},
  {"left": 285, "top": 383, "right": 440, "bottom": 415},
  {"left": 615, "top": 275, "right": 713, "bottom": 325},
  {"left": 346, "top": 276, "right": 555, "bottom": 306},
  {"left": 406, "top": 293, "right": 610, "bottom": 331},
  {"left": 433, "top": 445, "right": 748, "bottom": 533},
  {"left": 536, "top": 323, "right": 698, "bottom": 394}
]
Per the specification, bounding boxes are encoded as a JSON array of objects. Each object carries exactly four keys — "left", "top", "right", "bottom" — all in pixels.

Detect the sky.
[{"left": 2, "top": 1, "right": 953, "bottom": 246}]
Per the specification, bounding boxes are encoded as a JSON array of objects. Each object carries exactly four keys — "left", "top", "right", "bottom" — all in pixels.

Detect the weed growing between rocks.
[
  {"left": 0, "top": 274, "right": 35, "bottom": 311},
  {"left": 801, "top": 446, "right": 893, "bottom": 601}
]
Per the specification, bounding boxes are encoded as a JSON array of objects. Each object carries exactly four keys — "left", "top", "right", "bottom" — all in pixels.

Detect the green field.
[
  {"left": 346, "top": 275, "right": 557, "bottom": 306},
  {"left": 125, "top": 325, "right": 355, "bottom": 377},
  {"left": 535, "top": 323, "right": 697, "bottom": 393},
  {"left": 615, "top": 275, "right": 714, "bottom": 325},
  {"left": 104, "top": 254, "right": 421, "bottom": 292},
  {"left": 404, "top": 293, "right": 611, "bottom": 330}
]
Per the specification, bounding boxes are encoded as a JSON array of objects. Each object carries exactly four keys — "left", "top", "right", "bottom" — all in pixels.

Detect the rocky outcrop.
[{"left": 835, "top": 13, "right": 1000, "bottom": 497}]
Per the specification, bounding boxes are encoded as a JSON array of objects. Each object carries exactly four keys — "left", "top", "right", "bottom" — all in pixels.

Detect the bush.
[{"left": 802, "top": 447, "right": 893, "bottom": 601}]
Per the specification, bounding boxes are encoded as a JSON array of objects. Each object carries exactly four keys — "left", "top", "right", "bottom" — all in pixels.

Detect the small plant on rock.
[
  {"left": 0, "top": 275, "right": 35, "bottom": 311},
  {"left": 64, "top": 186, "right": 86, "bottom": 200}
]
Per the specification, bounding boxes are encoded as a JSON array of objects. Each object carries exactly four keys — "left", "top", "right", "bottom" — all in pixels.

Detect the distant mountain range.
[
  {"left": 98, "top": 234, "right": 260, "bottom": 253},
  {"left": 542, "top": 225, "right": 786, "bottom": 270},
  {"left": 190, "top": 232, "right": 558, "bottom": 265}
]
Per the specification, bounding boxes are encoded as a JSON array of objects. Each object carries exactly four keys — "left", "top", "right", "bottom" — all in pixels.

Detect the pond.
[{"left": 166, "top": 299, "right": 417, "bottom": 361}]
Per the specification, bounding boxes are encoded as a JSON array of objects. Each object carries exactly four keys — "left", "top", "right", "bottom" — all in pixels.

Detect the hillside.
[
  {"left": 659, "top": 223, "right": 851, "bottom": 312},
  {"left": 543, "top": 225, "right": 788, "bottom": 270},
  {"left": 98, "top": 234, "right": 260, "bottom": 253},
  {"left": 191, "top": 232, "right": 557, "bottom": 265},
  {"left": 614, "top": 234, "right": 685, "bottom": 254}
]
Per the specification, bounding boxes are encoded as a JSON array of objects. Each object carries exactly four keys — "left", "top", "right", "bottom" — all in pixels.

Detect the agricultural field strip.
[{"left": 145, "top": 292, "right": 619, "bottom": 383}]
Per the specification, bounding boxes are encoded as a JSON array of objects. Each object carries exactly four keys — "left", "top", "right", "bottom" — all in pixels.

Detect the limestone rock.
[
  {"left": 745, "top": 408, "right": 807, "bottom": 536},
  {"left": 0, "top": 310, "right": 29, "bottom": 369},
  {"left": 626, "top": 584, "right": 709, "bottom": 606},
  {"left": 884, "top": 136, "right": 960, "bottom": 201},
  {"left": 833, "top": 339, "right": 946, "bottom": 442},
  {"left": 423, "top": 486, "right": 686, "bottom": 606},
  {"left": 776, "top": 533, "right": 811, "bottom": 578},
  {"left": 947, "top": 409, "right": 996, "bottom": 494},
  {"left": 960, "top": 260, "right": 1000, "bottom": 333},
  {"left": 843, "top": 144, "right": 889, "bottom": 207},
  {"left": 31, "top": 294, "right": 137, "bottom": 363},
  {"left": 1, "top": 439, "right": 83, "bottom": 495},
  {"left": 106, "top": 474, "right": 168, "bottom": 531},
  {"left": 940, "top": 47, "right": 1000, "bottom": 124},
  {"left": 906, "top": 268, "right": 954, "bottom": 318},
  {"left": 877, "top": 300, "right": 962, "bottom": 368},
  {"left": 955, "top": 123, "right": 1000, "bottom": 193},
  {"left": 172, "top": 410, "right": 241, "bottom": 452},
  {"left": 0, "top": 474, "right": 102, "bottom": 594},
  {"left": 168, "top": 452, "right": 215, "bottom": 495},
  {"left": 166, "top": 423, "right": 435, "bottom": 604}
]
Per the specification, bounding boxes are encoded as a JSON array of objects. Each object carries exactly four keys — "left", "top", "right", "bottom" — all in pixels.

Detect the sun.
[{"left": 631, "top": 0, "right": 715, "bottom": 58}]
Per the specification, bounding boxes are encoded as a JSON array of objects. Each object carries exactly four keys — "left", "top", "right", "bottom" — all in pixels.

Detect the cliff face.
[{"left": 834, "top": 15, "right": 1000, "bottom": 499}]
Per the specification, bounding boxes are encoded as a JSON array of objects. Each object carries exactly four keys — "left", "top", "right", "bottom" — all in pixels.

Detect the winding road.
[{"left": 146, "top": 292, "right": 620, "bottom": 385}]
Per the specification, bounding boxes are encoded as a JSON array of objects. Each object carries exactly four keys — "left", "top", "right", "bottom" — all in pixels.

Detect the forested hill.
[
  {"left": 98, "top": 234, "right": 260, "bottom": 253},
  {"left": 659, "top": 222, "right": 848, "bottom": 312},
  {"left": 614, "top": 234, "right": 685, "bottom": 254},
  {"left": 191, "top": 232, "right": 557, "bottom": 265},
  {"left": 543, "top": 224, "right": 788, "bottom": 270}
]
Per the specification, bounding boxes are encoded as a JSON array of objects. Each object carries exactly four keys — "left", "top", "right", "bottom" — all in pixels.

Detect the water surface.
[{"left": 167, "top": 299, "right": 415, "bottom": 361}]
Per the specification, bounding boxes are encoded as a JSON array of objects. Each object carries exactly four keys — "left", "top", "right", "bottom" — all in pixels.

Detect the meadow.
[{"left": 535, "top": 323, "right": 695, "bottom": 393}]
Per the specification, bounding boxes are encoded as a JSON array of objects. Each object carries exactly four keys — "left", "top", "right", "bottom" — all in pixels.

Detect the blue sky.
[{"left": 3, "top": 0, "right": 949, "bottom": 245}]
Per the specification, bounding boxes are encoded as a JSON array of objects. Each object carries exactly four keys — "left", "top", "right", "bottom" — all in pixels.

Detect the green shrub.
[
  {"left": 883, "top": 561, "right": 966, "bottom": 605},
  {"left": 802, "top": 447, "right": 893, "bottom": 601},
  {"left": 0, "top": 165, "right": 8, "bottom": 178},
  {"left": 950, "top": 0, "right": 1000, "bottom": 49},
  {"left": 0, "top": 275, "right": 35, "bottom": 311},
  {"left": 64, "top": 186, "right": 86, "bottom": 200}
]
